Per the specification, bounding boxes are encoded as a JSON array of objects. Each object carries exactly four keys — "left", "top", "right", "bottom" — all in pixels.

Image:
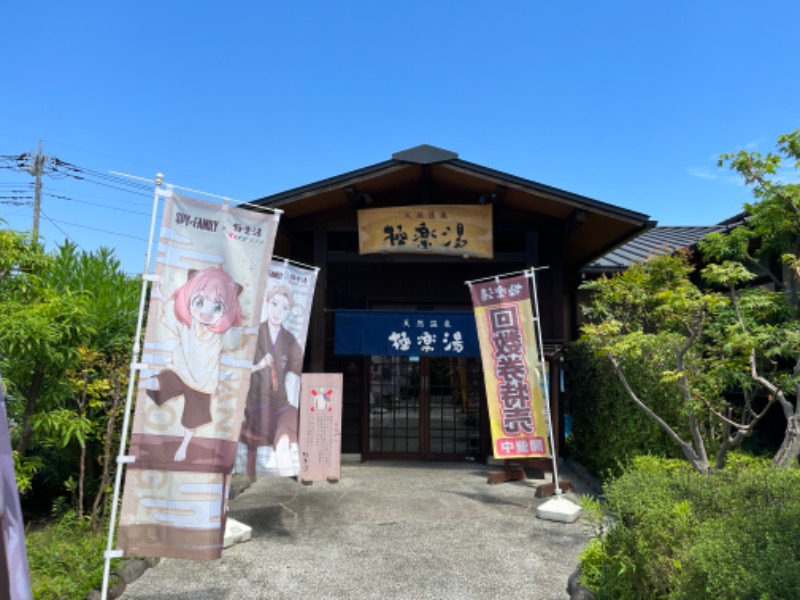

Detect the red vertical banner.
[
  {"left": 469, "top": 274, "right": 550, "bottom": 459},
  {"left": 118, "top": 192, "right": 279, "bottom": 560},
  {"left": 297, "top": 373, "right": 343, "bottom": 483}
]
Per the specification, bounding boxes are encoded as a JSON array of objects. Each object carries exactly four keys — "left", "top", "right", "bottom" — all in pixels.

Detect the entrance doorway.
[{"left": 366, "top": 355, "right": 484, "bottom": 460}]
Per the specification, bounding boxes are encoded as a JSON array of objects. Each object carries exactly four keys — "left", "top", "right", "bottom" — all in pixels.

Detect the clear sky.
[{"left": 2, "top": 1, "right": 798, "bottom": 274}]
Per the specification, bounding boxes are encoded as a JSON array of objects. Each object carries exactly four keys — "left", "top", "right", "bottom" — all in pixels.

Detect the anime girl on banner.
[
  {"left": 469, "top": 273, "right": 550, "bottom": 460},
  {"left": 236, "top": 259, "right": 318, "bottom": 478},
  {"left": 118, "top": 192, "right": 279, "bottom": 560}
]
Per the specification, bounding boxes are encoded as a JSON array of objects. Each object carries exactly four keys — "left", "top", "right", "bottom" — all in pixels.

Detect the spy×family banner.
[
  {"left": 469, "top": 274, "right": 549, "bottom": 460},
  {"left": 236, "top": 259, "right": 318, "bottom": 479},
  {"left": 118, "top": 192, "right": 279, "bottom": 560}
]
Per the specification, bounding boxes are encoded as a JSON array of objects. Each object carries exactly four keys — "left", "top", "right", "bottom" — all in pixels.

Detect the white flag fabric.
[
  {"left": 236, "top": 259, "right": 317, "bottom": 478},
  {"left": 118, "top": 192, "right": 278, "bottom": 560}
]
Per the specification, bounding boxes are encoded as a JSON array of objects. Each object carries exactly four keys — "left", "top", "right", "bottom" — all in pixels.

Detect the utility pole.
[{"left": 27, "top": 140, "right": 45, "bottom": 240}]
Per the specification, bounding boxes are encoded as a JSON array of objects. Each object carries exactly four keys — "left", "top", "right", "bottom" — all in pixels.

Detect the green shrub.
[
  {"left": 579, "top": 456, "right": 800, "bottom": 599},
  {"left": 564, "top": 340, "right": 687, "bottom": 479},
  {"left": 27, "top": 513, "right": 120, "bottom": 599}
]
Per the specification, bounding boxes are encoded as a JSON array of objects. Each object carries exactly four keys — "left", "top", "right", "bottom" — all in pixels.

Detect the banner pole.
[
  {"left": 100, "top": 174, "right": 165, "bottom": 599},
  {"left": 273, "top": 255, "right": 319, "bottom": 272},
  {"left": 526, "top": 268, "right": 562, "bottom": 496},
  {"left": 465, "top": 268, "right": 530, "bottom": 286},
  {"left": 110, "top": 170, "right": 283, "bottom": 215}
]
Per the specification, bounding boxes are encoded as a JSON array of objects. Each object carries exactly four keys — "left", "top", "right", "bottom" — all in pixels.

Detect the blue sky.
[{"left": 2, "top": 1, "right": 798, "bottom": 274}]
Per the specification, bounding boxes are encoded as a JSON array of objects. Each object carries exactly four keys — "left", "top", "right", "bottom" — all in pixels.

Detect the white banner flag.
[
  {"left": 237, "top": 259, "right": 318, "bottom": 478},
  {"left": 118, "top": 192, "right": 279, "bottom": 560}
]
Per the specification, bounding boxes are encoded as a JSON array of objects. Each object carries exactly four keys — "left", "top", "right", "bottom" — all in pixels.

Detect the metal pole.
[
  {"left": 527, "top": 267, "right": 562, "bottom": 496},
  {"left": 100, "top": 173, "right": 164, "bottom": 599}
]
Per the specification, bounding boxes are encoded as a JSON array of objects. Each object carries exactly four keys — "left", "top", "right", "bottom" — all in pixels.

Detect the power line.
[
  {"left": 40, "top": 208, "right": 82, "bottom": 249},
  {"left": 50, "top": 158, "right": 152, "bottom": 196},
  {"left": 46, "top": 185, "right": 151, "bottom": 209},
  {"left": 2, "top": 146, "right": 157, "bottom": 247},
  {"left": 3, "top": 152, "right": 152, "bottom": 197},
  {"left": 43, "top": 192, "right": 151, "bottom": 216},
  {"left": 40, "top": 215, "right": 149, "bottom": 242}
]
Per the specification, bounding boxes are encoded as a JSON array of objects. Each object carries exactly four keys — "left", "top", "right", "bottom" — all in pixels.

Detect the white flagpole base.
[
  {"left": 536, "top": 496, "right": 582, "bottom": 523},
  {"left": 223, "top": 518, "right": 253, "bottom": 548}
]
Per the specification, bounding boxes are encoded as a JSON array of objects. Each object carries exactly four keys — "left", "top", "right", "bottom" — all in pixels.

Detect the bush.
[
  {"left": 579, "top": 455, "right": 800, "bottom": 599},
  {"left": 564, "top": 340, "right": 687, "bottom": 479},
  {"left": 27, "top": 513, "right": 121, "bottom": 599}
]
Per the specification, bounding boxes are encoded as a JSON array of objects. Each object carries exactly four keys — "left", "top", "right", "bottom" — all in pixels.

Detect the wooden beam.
[
  {"left": 310, "top": 221, "right": 327, "bottom": 372},
  {"left": 343, "top": 186, "right": 359, "bottom": 211},
  {"left": 563, "top": 209, "right": 588, "bottom": 236},
  {"left": 492, "top": 184, "right": 507, "bottom": 207},
  {"left": 325, "top": 250, "right": 527, "bottom": 264},
  {"left": 420, "top": 165, "right": 431, "bottom": 204}
]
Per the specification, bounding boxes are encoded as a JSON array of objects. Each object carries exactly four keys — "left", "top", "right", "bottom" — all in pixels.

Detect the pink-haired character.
[{"left": 141, "top": 266, "right": 250, "bottom": 462}]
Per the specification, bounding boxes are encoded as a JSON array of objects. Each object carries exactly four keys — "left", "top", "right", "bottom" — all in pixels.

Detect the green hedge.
[
  {"left": 564, "top": 340, "right": 687, "bottom": 479},
  {"left": 579, "top": 455, "right": 800, "bottom": 599}
]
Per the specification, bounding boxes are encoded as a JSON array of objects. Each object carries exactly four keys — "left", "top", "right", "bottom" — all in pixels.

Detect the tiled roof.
[{"left": 583, "top": 225, "right": 728, "bottom": 273}]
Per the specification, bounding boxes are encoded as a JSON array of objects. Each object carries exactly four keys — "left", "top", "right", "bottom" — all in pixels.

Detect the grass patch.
[{"left": 26, "top": 514, "right": 121, "bottom": 599}]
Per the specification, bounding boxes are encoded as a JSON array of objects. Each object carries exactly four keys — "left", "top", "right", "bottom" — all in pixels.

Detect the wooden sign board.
[
  {"left": 358, "top": 204, "right": 493, "bottom": 259},
  {"left": 297, "top": 373, "right": 343, "bottom": 483}
]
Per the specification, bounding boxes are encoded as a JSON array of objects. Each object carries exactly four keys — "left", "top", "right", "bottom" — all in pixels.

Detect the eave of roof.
[
  {"left": 583, "top": 225, "right": 728, "bottom": 272},
  {"left": 250, "top": 146, "right": 651, "bottom": 224},
  {"left": 251, "top": 159, "right": 398, "bottom": 208},
  {"left": 449, "top": 158, "right": 650, "bottom": 223}
]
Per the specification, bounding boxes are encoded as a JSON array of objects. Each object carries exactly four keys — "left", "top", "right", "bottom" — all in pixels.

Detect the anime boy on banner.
[
  {"left": 469, "top": 274, "right": 550, "bottom": 460},
  {"left": 118, "top": 192, "right": 279, "bottom": 560},
  {"left": 236, "top": 259, "right": 318, "bottom": 478}
]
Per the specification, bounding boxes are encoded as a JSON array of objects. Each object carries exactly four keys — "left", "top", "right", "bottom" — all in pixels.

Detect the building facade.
[{"left": 251, "top": 145, "right": 653, "bottom": 462}]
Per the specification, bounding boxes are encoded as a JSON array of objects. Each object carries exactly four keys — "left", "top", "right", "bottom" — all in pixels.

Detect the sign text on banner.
[
  {"left": 470, "top": 275, "right": 550, "bottom": 460},
  {"left": 334, "top": 310, "right": 479, "bottom": 357}
]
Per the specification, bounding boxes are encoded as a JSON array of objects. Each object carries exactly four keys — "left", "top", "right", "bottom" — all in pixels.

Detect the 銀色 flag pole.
[
  {"left": 526, "top": 267, "right": 581, "bottom": 523},
  {"left": 100, "top": 173, "right": 166, "bottom": 599}
]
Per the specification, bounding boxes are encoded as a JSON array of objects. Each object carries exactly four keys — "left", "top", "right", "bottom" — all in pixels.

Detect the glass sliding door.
[
  {"left": 368, "top": 356, "right": 421, "bottom": 454},
  {"left": 427, "top": 357, "right": 482, "bottom": 459},
  {"left": 367, "top": 355, "right": 483, "bottom": 460}
]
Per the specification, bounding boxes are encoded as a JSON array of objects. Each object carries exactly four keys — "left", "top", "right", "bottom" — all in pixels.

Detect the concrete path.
[{"left": 121, "top": 459, "right": 597, "bottom": 600}]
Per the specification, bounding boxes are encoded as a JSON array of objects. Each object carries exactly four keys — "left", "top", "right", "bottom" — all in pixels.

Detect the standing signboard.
[{"left": 297, "top": 373, "right": 344, "bottom": 483}]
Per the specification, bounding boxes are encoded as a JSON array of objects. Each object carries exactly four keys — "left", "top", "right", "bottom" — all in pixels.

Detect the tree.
[
  {"left": 580, "top": 129, "right": 800, "bottom": 472},
  {"left": 0, "top": 234, "right": 139, "bottom": 515},
  {"left": 0, "top": 223, "right": 50, "bottom": 286},
  {"left": 701, "top": 129, "right": 800, "bottom": 467},
  {"left": 0, "top": 236, "right": 91, "bottom": 458},
  {"left": 580, "top": 253, "right": 773, "bottom": 474}
]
